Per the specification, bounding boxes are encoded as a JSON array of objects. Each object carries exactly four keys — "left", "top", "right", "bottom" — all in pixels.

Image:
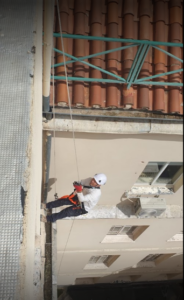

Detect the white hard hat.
[{"left": 94, "top": 173, "right": 107, "bottom": 185}]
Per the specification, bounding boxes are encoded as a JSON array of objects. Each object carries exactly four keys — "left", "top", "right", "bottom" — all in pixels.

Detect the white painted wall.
[{"left": 47, "top": 131, "right": 183, "bottom": 286}]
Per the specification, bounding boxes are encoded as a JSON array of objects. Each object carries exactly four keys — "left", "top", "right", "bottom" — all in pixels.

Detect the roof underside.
[{"left": 50, "top": 0, "right": 183, "bottom": 115}]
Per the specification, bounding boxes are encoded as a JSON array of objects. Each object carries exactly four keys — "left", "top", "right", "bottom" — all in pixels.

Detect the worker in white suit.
[{"left": 40, "top": 173, "right": 107, "bottom": 223}]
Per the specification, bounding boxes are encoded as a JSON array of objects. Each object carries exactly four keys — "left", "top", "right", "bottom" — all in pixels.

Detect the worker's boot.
[
  {"left": 40, "top": 215, "right": 47, "bottom": 223},
  {"left": 41, "top": 203, "right": 49, "bottom": 211}
]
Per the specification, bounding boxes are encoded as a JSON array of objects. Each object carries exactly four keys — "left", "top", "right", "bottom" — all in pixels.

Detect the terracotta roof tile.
[
  {"left": 69, "top": 0, "right": 74, "bottom": 9},
  {"left": 68, "top": 8, "right": 74, "bottom": 34},
  {"left": 74, "top": 13, "right": 85, "bottom": 35},
  {"left": 169, "top": 0, "right": 182, "bottom": 8},
  {"left": 122, "top": 86, "right": 134, "bottom": 106},
  {"left": 85, "top": 14, "right": 90, "bottom": 33},
  {"left": 123, "top": 14, "right": 134, "bottom": 39},
  {"left": 74, "top": 0, "right": 86, "bottom": 14},
  {"left": 123, "top": 0, "right": 134, "bottom": 16},
  {"left": 169, "top": 6, "right": 182, "bottom": 24},
  {"left": 139, "top": 15, "right": 150, "bottom": 40},
  {"left": 170, "top": 23, "right": 181, "bottom": 42},
  {"left": 107, "top": 2, "right": 118, "bottom": 24},
  {"left": 122, "top": 59, "right": 134, "bottom": 77},
  {"left": 107, "top": 23, "right": 118, "bottom": 38},
  {"left": 86, "top": 0, "right": 91, "bottom": 11},
  {"left": 56, "top": 12, "right": 68, "bottom": 32},
  {"left": 169, "top": 47, "right": 181, "bottom": 65},
  {"left": 133, "top": 0, "right": 139, "bottom": 21},
  {"left": 139, "top": 0, "right": 152, "bottom": 17},
  {"left": 179, "top": 92, "right": 183, "bottom": 114},
  {"left": 102, "top": 13, "right": 106, "bottom": 35},
  {"left": 107, "top": 0, "right": 118, "bottom": 3},
  {"left": 118, "top": 17, "right": 122, "bottom": 36},
  {"left": 118, "top": 0, "right": 123, "bottom": 18},
  {"left": 169, "top": 88, "right": 180, "bottom": 113},
  {"left": 138, "top": 85, "right": 150, "bottom": 110},
  {"left": 91, "top": 0, "right": 102, "bottom": 24},
  {"left": 164, "top": 2, "right": 169, "bottom": 25},
  {"left": 102, "top": 0, "right": 107, "bottom": 14},
  {"left": 153, "top": 86, "right": 165, "bottom": 111},
  {"left": 154, "top": 1, "right": 165, "bottom": 23},
  {"left": 58, "top": 0, "right": 69, "bottom": 14},
  {"left": 52, "top": 0, "right": 183, "bottom": 114}
]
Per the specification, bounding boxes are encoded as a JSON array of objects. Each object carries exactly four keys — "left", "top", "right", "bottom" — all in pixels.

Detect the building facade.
[{"left": 44, "top": 117, "right": 183, "bottom": 286}]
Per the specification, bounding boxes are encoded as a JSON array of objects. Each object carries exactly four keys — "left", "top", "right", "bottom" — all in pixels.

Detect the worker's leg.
[
  {"left": 46, "top": 206, "right": 87, "bottom": 223},
  {"left": 46, "top": 194, "right": 78, "bottom": 209}
]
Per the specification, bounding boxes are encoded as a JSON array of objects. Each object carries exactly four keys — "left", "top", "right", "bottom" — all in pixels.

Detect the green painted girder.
[
  {"left": 53, "top": 33, "right": 183, "bottom": 47},
  {"left": 127, "top": 44, "right": 150, "bottom": 89},
  {"left": 53, "top": 47, "right": 127, "bottom": 83},
  {"left": 51, "top": 75, "right": 183, "bottom": 87},
  {"left": 52, "top": 34, "right": 183, "bottom": 88},
  {"left": 52, "top": 43, "right": 138, "bottom": 68}
]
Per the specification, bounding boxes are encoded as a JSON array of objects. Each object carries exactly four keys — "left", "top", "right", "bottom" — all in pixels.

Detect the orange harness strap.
[{"left": 59, "top": 193, "right": 79, "bottom": 205}]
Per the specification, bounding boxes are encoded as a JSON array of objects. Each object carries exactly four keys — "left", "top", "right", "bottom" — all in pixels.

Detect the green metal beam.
[
  {"left": 53, "top": 48, "right": 126, "bottom": 83},
  {"left": 51, "top": 75, "right": 183, "bottom": 87},
  {"left": 53, "top": 33, "right": 183, "bottom": 47},
  {"left": 135, "top": 68, "right": 183, "bottom": 83},
  {"left": 134, "top": 45, "right": 150, "bottom": 81},
  {"left": 52, "top": 44, "right": 138, "bottom": 68},
  {"left": 51, "top": 34, "right": 183, "bottom": 88},
  {"left": 153, "top": 45, "right": 183, "bottom": 63},
  {"left": 126, "top": 45, "right": 142, "bottom": 81},
  {"left": 127, "top": 45, "right": 150, "bottom": 89}
]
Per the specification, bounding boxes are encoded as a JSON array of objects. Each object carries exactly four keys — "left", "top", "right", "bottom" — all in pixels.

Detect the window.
[
  {"left": 141, "top": 254, "right": 163, "bottom": 262},
  {"left": 167, "top": 231, "right": 183, "bottom": 242},
  {"left": 135, "top": 253, "right": 175, "bottom": 268},
  {"left": 107, "top": 225, "right": 137, "bottom": 235},
  {"left": 136, "top": 162, "right": 183, "bottom": 187},
  {"left": 101, "top": 225, "right": 149, "bottom": 243},
  {"left": 84, "top": 255, "right": 119, "bottom": 270}
]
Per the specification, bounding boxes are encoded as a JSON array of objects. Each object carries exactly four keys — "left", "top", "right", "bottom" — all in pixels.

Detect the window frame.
[
  {"left": 134, "top": 161, "right": 183, "bottom": 188},
  {"left": 84, "top": 255, "right": 120, "bottom": 270},
  {"left": 101, "top": 225, "right": 149, "bottom": 243}
]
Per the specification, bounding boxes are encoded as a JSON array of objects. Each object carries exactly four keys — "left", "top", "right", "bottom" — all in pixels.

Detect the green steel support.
[
  {"left": 51, "top": 33, "right": 183, "bottom": 88},
  {"left": 135, "top": 68, "right": 183, "bottom": 83},
  {"left": 126, "top": 45, "right": 143, "bottom": 82},
  {"left": 53, "top": 33, "right": 183, "bottom": 48},
  {"left": 51, "top": 75, "right": 183, "bottom": 87},
  {"left": 153, "top": 45, "right": 183, "bottom": 63},
  {"left": 134, "top": 45, "right": 150, "bottom": 80},
  {"left": 135, "top": 81, "right": 183, "bottom": 87},
  {"left": 52, "top": 44, "right": 138, "bottom": 68},
  {"left": 127, "top": 45, "right": 150, "bottom": 89},
  {"left": 53, "top": 48, "right": 126, "bottom": 83}
]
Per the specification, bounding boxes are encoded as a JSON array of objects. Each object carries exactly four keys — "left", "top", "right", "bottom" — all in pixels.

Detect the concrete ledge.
[
  {"left": 52, "top": 204, "right": 183, "bottom": 220},
  {"left": 46, "top": 108, "right": 183, "bottom": 121},
  {"left": 43, "top": 118, "right": 183, "bottom": 135}
]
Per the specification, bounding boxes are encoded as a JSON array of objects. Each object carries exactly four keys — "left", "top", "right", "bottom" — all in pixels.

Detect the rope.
[
  {"left": 52, "top": 48, "right": 58, "bottom": 198},
  {"left": 55, "top": 0, "right": 80, "bottom": 271},
  {"left": 56, "top": 0, "right": 80, "bottom": 182}
]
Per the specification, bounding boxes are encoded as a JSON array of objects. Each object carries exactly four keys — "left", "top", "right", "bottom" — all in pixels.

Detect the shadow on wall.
[
  {"left": 48, "top": 178, "right": 57, "bottom": 192},
  {"left": 116, "top": 197, "right": 138, "bottom": 217}
]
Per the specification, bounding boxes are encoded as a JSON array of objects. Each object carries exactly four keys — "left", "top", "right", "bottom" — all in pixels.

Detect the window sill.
[
  {"left": 126, "top": 186, "right": 174, "bottom": 197},
  {"left": 101, "top": 235, "right": 134, "bottom": 243}
]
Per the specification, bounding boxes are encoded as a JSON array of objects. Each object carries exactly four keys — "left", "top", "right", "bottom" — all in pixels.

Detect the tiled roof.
[{"left": 50, "top": 0, "right": 183, "bottom": 115}]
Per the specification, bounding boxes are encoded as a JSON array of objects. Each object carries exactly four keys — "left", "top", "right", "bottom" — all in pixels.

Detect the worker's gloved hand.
[{"left": 73, "top": 181, "right": 83, "bottom": 193}]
